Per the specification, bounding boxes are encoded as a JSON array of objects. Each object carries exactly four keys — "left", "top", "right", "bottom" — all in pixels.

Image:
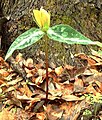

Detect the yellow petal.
[
  {"left": 33, "top": 8, "right": 50, "bottom": 31},
  {"left": 40, "top": 8, "right": 50, "bottom": 27},
  {"left": 33, "top": 10, "right": 42, "bottom": 28}
]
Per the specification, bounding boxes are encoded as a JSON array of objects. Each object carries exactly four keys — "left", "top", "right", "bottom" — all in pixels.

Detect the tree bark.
[{"left": 0, "top": 0, "right": 102, "bottom": 65}]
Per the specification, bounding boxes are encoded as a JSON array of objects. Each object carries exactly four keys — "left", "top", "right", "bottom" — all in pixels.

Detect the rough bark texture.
[{"left": 0, "top": 0, "right": 102, "bottom": 66}]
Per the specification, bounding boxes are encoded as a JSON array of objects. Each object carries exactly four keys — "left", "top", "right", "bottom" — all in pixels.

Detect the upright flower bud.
[{"left": 33, "top": 7, "right": 50, "bottom": 31}]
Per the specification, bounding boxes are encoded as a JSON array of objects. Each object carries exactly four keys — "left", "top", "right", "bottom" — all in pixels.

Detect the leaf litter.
[{"left": 0, "top": 51, "right": 102, "bottom": 120}]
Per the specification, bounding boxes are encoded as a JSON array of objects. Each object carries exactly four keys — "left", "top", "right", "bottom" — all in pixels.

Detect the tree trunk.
[{"left": 0, "top": 0, "right": 102, "bottom": 66}]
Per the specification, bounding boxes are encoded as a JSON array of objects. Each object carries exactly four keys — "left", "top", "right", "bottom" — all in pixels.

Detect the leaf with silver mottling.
[
  {"left": 47, "top": 24, "right": 95, "bottom": 45},
  {"left": 5, "top": 28, "right": 45, "bottom": 60}
]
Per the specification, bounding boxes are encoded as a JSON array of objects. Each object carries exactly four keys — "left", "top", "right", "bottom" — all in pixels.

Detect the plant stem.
[{"left": 45, "top": 35, "right": 49, "bottom": 103}]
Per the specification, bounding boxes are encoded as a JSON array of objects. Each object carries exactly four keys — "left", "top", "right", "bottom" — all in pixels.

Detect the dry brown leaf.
[
  {"left": 90, "top": 63, "right": 102, "bottom": 73},
  {"left": 0, "top": 78, "right": 6, "bottom": 85},
  {"left": 25, "top": 67, "right": 34, "bottom": 78},
  {"left": 84, "top": 70, "right": 102, "bottom": 83},
  {"left": 0, "top": 69, "right": 9, "bottom": 77},
  {"left": 55, "top": 66, "right": 63, "bottom": 76},
  {"left": 1, "top": 77, "right": 22, "bottom": 87},
  {"left": 70, "top": 100, "right": 86, "bottom": 120},
  {"left": 82, "top": 69, "right": 94, "bottom": 76},
  {"left": 44, "top": 104, "right": 63, "bottom": 120},
  {"left": 25, "top": 58, "right": 34, "bottom": 68},
  {"left": 54, "top": 82, "right": 61, "bottom": 90},
  {"left": 38, "top": 68, "right": 46, "bottom": 76},
  {"left": 38, "top": 68, "right": 52, "bottom": 76},
  {"left": 65, "top": 65, "right": 77, "bottom": 78},
  {"left": 95, "top": 80, "right": 102, "bottom": 93},
  {"left": 35, "top": 76, "right": 43, "bottom": 85},
  {"left": 16, "top": 94, "right": 33, "bottom": 101},
  {"left": 64, "top": 64, "right": 74, "bottom": 70},
  {"left": 49, "top": 89, "right": 62, "bottom": 97},
  {"left": 90, "top": 55, "right": 102, "bottom": 63},
  {"left": 61, "top": 101, "right": 85, "bottom": 120},
  {"left": 16, "top": 93, "right": 43, "bottom": 107},
  {"left": 0, "top": 57, "right": 9, "bottom": 68},
  {"left": 75, "top": 53, "right": 88, "bottom": 59},
  {"left": 5, "top": 72, "right": 17, "bottom": 81},
  {"left": 36, "top": 112, "right": 46, "bottom": 120},
  {"left": 48, "top": 82, "right": 56, "bottom": 90},
  {"left": 4, "top": 86, "right": 16, "bottom": 93},
  {"left": 15, "top": 53, "right": 23, "bottom": 62},
  {"left": 75, "top": 53, "right": 96, "bottom": 66},
  {"left": 59, "top": 102, "right": 73, "bottom": 119},
  {"left": 95, "top": 80, "right": 102, "bottom": 88},
  {"left": 17, "top": 82, "right": 33, "bottom": 97},
  {"left": 25, "top": 98, "right": 41, "bottom": 110},
  {"left": 60, "top": 102, "right": 72, "bottom": 112},
  {"left": 87, "top": 57, "right": 97, "bottom": 66},
  {"left": 4, "top": 97, "right": 22, "bottom": 108},
  {"left": 14, "top": 108, "right": 35, "bottom": 120},
  {"left": 61, "top": 83, "right": 74, "bottom": 96},
  {"left": 62, "top": 94, "right": 84, "bottom": 101},
  {"left": 74, "top": 78, "right": 84, "bottom": 92},
  {"left": 0, "top": 109, "right": 15, "bottom": 120},
  {"left": 84, "top": 84, "right": 98, "bottom": 95}
]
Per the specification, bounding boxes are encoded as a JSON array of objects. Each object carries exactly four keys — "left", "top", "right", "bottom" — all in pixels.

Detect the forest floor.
[{"left": 0, "top": 49, "right": 102, "bottom": 120}]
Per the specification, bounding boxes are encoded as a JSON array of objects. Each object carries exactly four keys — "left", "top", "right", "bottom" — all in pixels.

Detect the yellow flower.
[{"left": 33, "top": 7, "right": 50, "bottom": 31}]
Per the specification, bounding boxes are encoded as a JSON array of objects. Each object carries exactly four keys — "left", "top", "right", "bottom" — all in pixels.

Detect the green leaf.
[
  {"left": 97, "top": 50, "right": 102, "bottom": 55},
  {"left": 5, "top": 28, "right": 45, "bottom": 60},
  {"left": 95, "top": 41, "right": 102, "bottom": 48},
  {"left": 47, "top": 24, "right": 95, "bottom": 45}
]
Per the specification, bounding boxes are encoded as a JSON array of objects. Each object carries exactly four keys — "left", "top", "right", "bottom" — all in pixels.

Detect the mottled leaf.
[
  {"left": 47, "top": 24, "right": 95, "bottom": 45},
  {"left": 5, "top": 28, "right": 45, "bottom": 60},
  {"left": 96, "top": 41, "right": 102, "bottom": 48}
]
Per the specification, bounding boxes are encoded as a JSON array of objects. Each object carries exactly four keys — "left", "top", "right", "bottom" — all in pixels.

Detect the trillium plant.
[{"left": 5, "top": 7, "right": 102, "bottom": 102}]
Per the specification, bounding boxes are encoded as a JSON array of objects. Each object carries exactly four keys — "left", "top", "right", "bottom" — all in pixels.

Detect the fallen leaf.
[
  {"left": 60, "top": 102, "right": 73, "bottom": 119},
  {"left": 0, "top": 78, "right": 6, "bottom": 85},
  {"left": 0, "top": 57, "right": 9, "bottom": 68},
  {"left": 36, "top": 112, "right": 46, "bottom": 120},
  {"left": 62, "top": 94, "right": 84, "bottom": 101},
  {"left": 90, "top": 55, "right": 102, "bottom": 63},
  {"left": 75, "top": 53, "right": 96, "bottom": 66},
  {"left": 55, "top": 66, "right": 63, "bottom": 76},
  {"left": 4, "top": 97, "right": 22, "bottom": 108},
  {"left": 25, "top": 58, "right": 34, "bottom": 68},
  {"left": 65, "top": 65, "right": 76, "bottom": 78},
  {"left": 0, "top": 108, "right": 15, "bottom": 120},
  {"left": 35, "top": 76, "right": 43, "bottom": 85},
  {"left": 25, "top": 98, "right": 42, "bottom": 111},
  {"left": 60, "top": 102, "right": 72, "bottom": 112},
  {"left": 1, "top": 76, "right": 22, "bottom": 87},
  {"left": 15, "top": 53, "right": 23, "bottom": 62},
  {"left": 0, "top": 69, "right": 9, "bottom": 77},
  {"left": 70, "top": 100, "right": 86, "bottom": 120},
  {"left": 49, "top": 89, "right": 62, "bottom": 97},
  {"left": 84, "top": 84, "right": 98, "bottom": 95},
  {"left": 14, "top": 108, "right": 35, "bottom": 120},
  {"left": 44, "top": 104, "right": 63, "bottom": 120},
  {"left": 62, "top": 83, "right": 74, "bottom": 96},
  {"left": 74, "top": 78, "right": 84, "bottom": 93},
  {"left": 95, "top": 80, "right": 102, "bottom": 93},
  {"left": 17, "top": 82, "right": 33, "bottom": 97}
]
